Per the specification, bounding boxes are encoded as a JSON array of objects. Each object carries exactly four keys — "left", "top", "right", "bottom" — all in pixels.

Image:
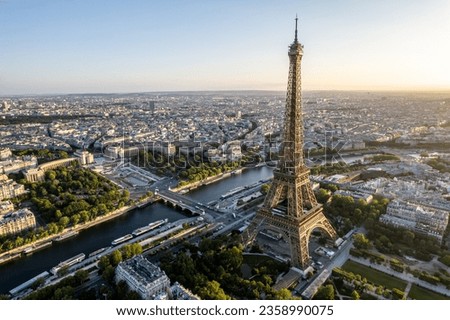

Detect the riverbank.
[{"left": 0, "top": 196, "right": 156, "bottom": 267}]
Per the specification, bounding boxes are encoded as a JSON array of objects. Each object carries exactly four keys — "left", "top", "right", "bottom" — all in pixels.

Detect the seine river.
[{"left": 0, "top": 165, "right": 274, "bottom": 294}]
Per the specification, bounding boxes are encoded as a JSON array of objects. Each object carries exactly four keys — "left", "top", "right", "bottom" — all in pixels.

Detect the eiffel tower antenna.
[{"left": 295, "top": 14, "right": 298, "bottom": 42}]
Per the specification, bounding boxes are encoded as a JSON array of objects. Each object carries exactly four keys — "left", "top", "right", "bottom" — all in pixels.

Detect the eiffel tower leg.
[
  {"left": 289, "top": 226, "right": 310, "bottom": 269},
  {"left": 321, "top": 219, "right": 337, "bottom": 240},
  {"left": 242, "top": 212, "right": 265, "bottom": 247},
  {"left": 264, "top": 179, "right": 286, "bottom": 209}
]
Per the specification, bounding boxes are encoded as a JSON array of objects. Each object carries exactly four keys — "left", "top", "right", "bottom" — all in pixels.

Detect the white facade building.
[
  {"left": 115, "top": 255, "right": 170, "bottom": 300},
  {"left": 0, "top": 174, "right": 26, "bottom": 200},
  {"left": 74, "top": 150, "right": 94, "bottom": 165},
  {"left": 0, "top": 208, "right": 36, "bottom": 236},
  {"left": 0, "top": 200, "right": 15, "bottom": 216},
  {"left": 380, "top": 200, "right": 449, "bottom": 242}
]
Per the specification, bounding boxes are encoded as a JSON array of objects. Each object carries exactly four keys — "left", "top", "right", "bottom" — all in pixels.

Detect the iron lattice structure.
[{"left": 243, "top": 18, "right": 337, "bottom": 269}]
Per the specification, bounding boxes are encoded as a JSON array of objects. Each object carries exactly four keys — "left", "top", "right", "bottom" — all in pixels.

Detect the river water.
[{"left": 0, "top": 165, "right": 274, "bottom": 293}]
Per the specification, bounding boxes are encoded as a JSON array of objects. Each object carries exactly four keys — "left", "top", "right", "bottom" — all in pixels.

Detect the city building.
[
  {"left": 334, "top": 190, "right": 373, "bottom": 203},
  {"left": 380, "top": 200, "right": 449, "bottom": 242},
  {"left": 0, "top": 148, "right": 12, "bottom": 160},
  {"left": 154, "top": 282, "right": 199, "bottom": 300},
  {"left": 23, "top": 158, "right": 77, "bottom": 183},
  {"left": 1, "top": 101, "right": 10, "bottom": 112},
  {"left": 23, "top": 168, "right": 45, "bottom": 183},
  {"left": 0, "top": 155, "right": 38, "bottom": 174},
  {"left": 0, "top": 200, "right": 15, "bottom": 216},
  {"left": 0, "top": 174, "right": 26, "bottom": 200},
  {"left": 74, "top": 150, "right": 94, "bottom": 165},
  {"left": 148, "top": 142, "right": 176, "bottom": 157},
  {"left": 0, "top": 208, "right": 36, "bottom": 236},
  {"left": 115, "top": 255, "right": 171, "bottom": 300}
]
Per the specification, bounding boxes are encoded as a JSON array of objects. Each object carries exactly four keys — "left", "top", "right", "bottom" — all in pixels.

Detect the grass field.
[
  {"left": 342, "top": 260, "right": 407, "bottom": 290},
  {"left": 241, "top": 253, "right": 283, "bottom": 278},
  {"left": 408, "top": 284, "right": 448, "bottom": 300},
  {"left": 242, "top": 253, "right": 276, "bottom": 266}
]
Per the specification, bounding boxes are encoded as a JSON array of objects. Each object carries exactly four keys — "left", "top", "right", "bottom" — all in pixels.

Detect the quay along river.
[{"left": 0, "top": 165, "right": 274, "bottom": 294}]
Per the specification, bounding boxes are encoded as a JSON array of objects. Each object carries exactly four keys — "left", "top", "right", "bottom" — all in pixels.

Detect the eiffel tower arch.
[{"left": 242, "top": 18, "right": 337, "bottom": 270}]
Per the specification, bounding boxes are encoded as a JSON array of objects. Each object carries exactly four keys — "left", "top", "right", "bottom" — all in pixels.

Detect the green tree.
[
  {"left": 53, "top": 286, "right": 74, "bottom": 300},
  {"left": 351, "top": 290, "right": 360, "bottom": 300},
  {"left": 57, "top": 265, "right": 70, "bottom": 277},
  {"left": 102, "top": 265, "right": 116, "bottom": 283},
  {"left": 439, "top": 255, "right": 450, "bottom": 267},
  {"left": 58, "top": 216, "right": 70, "bottom": 228},
  {"left": 197, "top": 280, "right": 231, "bottom": 300},
  {"left": 316, "top": 188, "right": 331, "bottom": 204},
  {"left": 261, "top": 184, "right": 270, "bottom": 194},
  {"left": 353, "top": 233, "right": 371, "bottom": 250},
  {"left": 219, "top": 246, "right": 243, "bottom": 273},
  {"left": 273, "top": 288, "right": 294, "bottom": 300},
  {"left": 74, "top": 270, "right": 89, "bottom": 284},
  {"left": 314, "top": 284, "right": 335, "bottom": 300},
  {"left": 402, "top": 230, "right": 415, "bottom": 246},
  {"left": 110, "top": 250, "right": 123, "bottom": 266},
  {"left": 71, "top": 214, "right": 80, "bottom": 225},
  {"left": 98, "top": 256, "right": 111, "bottom": 271}
]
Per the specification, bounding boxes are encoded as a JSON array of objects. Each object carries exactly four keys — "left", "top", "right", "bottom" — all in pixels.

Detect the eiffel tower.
[{"left": 243, "top": 17, "right": 337, "bottom": 269}]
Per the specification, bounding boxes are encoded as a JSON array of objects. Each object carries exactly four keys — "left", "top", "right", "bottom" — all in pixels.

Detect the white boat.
[
  {"left": 132, "top": 219, "right": 168, "bottom": 236},
  {"left": 111, "top": 234, "right": 133, "bottom": 246},
  {"left": 51, "top": 253, "right": 85, "bottom": 275},
  {"left": 33, "top": 241, "right": 52, "bottom": 252},
  {"left": 88, "top": 246, "right": 110, "bottom": 258},
  {"left": 220, "top": 186, "right": 245, "bottom": 199},
  {"left": 22, "top": 247, "right": 33, "bottom": 255},
  {"left": 53, "top": 230, "right": 79, "bottom": 242}
]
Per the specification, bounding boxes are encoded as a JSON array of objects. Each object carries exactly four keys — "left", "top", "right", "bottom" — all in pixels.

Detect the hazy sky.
[{"left": 0, "top": 0, "right": 449, "bottom": 94}]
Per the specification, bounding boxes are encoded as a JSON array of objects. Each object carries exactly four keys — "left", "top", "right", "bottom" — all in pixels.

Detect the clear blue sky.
[{"left": 0, "top": 0, "right": 449, "bottom": 94}]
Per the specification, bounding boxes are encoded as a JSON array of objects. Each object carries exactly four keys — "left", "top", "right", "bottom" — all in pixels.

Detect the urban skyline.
[
  {"left": 0, "top": 1, "right": 449, "bottom": 303},
  {"left": 1, "top": 0, "right": 450, "bottom": 95}
]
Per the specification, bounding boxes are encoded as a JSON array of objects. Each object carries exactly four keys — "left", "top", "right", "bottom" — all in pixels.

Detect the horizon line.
[{"left": 2, "top": 88, "right": 450, "bottom": 98}]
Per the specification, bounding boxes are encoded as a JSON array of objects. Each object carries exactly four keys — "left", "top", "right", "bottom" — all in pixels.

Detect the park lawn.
[
  {"left": 241, "top": 253, "right": 285, "bottom": 279},
  {"left": 242, "top": 253, "right": 277, "bottom": 266},
  {"left": 408, "top": 284, "right": 448, "bottom": 300},
  {"left": 342, "top": 260, "right": 407, "bottom": 290}
]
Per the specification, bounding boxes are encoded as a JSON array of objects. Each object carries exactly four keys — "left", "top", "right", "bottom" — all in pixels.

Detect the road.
[{"left": 299, "top": 237, "right": 353, "bottom": 299}]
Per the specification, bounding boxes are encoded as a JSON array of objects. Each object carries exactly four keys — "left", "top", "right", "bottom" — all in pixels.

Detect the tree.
[
  {"left": 197, "top": 280, "right": 230, "bottom": 300},
  {"left": 316, "top": 188, "right": 331, "bottom": 204},
  {"left": 102, "top": 265, "right": 116, "bottom": 283},
  {"left": 57, "top": 265, "right": 70, "bottom": 277},
  {"left": 46, "top": 170, "right": 57, "bottom": 181},
  {"left": 439, "top": 255, "right": 450, "bottom": 267},
  {"left": 402, "top": 230, "right": 415, "bottom": 246},
  {"left": 353, "top": 233, "right": 371, "bottom": 250},
  {"left": 273, "top": 288, "right": 294, "bottom": 300},
  {"left": 261, "top": 184, "right": 270, "bottom": 194},
  {"left": 314, "top": 284, "right": 334, "bottom": 300},
  {"left": 98, "top": 256, "right": 111, "bottom": 271},
  {"left": 31, "top": 277, "right": 45, "bottom": 290},
  {"left": 351, "top": 290, "right": 360, "bottom": 300},
  {"left": 219, "top": 246, "right": 243, "bottom": 273},
  {"left": 74, "top": 269, "right": 89, "bottom": 284},
  {"left": 71, "top": 214, "right": 80, "bottom": 225},
  {"left": 58, "top": 216, "right": 70, "bottom": 228},
  {"left": 53, "top": 286, "right": 74, "bottom": 300},
  {"left": 110, "top": 250, "right": 123, "bottom": 266}
]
